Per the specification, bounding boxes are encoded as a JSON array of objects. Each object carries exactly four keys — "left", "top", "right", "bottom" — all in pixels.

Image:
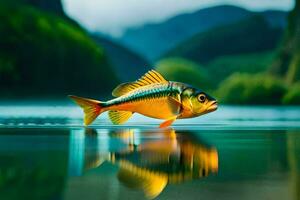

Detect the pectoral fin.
[{"left": 159, "top": 116, "right": 177, "bottom": 128}]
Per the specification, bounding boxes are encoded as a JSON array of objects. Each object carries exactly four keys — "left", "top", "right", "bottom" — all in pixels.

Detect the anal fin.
[
  {"left": 159, "top": 116, "right": 177, "bottom": 128},
  {"left": 108, "top": 110, "right": 133, "bottom": 125}
]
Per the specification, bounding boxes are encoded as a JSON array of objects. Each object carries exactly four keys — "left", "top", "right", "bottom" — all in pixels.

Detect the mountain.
[
  {"left": 163, "top": 16, "right": 283, "bottom": 64},
  {"left": 0, "top": 1, "right": 119, "bottom": 97},
  {"left": 270, "top": 0, "right": 300, "bottom": 84},
  {"left": 92, "top": 35, "right": 151, "bottom": 82},
  {"left": 24, "top": 0, "right": 151, "bottom": 83},
  {"left": 119, "top": 5, "right": 287, "bottom": 60},
  {"left": 261, "top": 10, "right": 288, "bottom": 28}
]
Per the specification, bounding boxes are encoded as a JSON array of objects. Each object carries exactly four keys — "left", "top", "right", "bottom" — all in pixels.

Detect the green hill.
[
  {"left": 208, "top": 51, "right": 276, "bottom": 85},
  {"left": 163, "top": 16, "right": 283, "bottom": 64},
  {"left": 216, "top": 73, "right": 287, "bottom": 105},
  {"left": 0, "top": 1, "right": 118, "bottom": 97},
  {"left": 270, "top": 0, "right": 300, "bottom": 84}
]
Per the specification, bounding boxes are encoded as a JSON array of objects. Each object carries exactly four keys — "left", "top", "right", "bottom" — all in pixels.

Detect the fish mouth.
[{"left": 207, "top": 100, "right": 218, "bottom": 112}]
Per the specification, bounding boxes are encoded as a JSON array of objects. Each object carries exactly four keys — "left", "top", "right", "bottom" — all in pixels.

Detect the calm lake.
[{"left": 0, "top": 103, "right": 300, "bottom": 200}]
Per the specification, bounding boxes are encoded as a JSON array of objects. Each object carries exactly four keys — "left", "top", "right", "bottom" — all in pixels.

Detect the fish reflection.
[{"left": 79, "top": 128, "right": 218, "bottom": 199}]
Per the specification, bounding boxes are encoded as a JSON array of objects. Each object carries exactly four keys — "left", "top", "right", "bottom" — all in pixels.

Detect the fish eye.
[{"left": 198, "top": 94, "right": 206, "bottom": 103}]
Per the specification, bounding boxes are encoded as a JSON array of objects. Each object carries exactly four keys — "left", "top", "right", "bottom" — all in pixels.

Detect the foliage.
[
  {"left": 284, "top": 1, "right": 300, "bottom": 84},
  {"left": 282, "top": 82, "right": 300, "bottom": 105},
  {"left": 164, "top": 16, "right": 283, "bottom": 64},
  {"left": 208, "top": 51, "right": 276, "bottom": 86},
  {"left": 269, "top": 0, "right": 300, "bottom": 84},
  {"left": 286, "top": 53, "right": 300, "bottom": 84},
  {"left": 0, "top": 2, "right": 118, "bottom": 97},
  {"left": 156, "top": 57, "right": 212, "bottom": 90},
  {"left": 217, "top": 73, "right": 287, "bottom": 104}
]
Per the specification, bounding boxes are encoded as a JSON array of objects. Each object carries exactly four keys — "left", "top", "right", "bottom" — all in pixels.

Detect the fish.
[
  {"left": 81, "top": 128, "right": 218, "bottom": 199},
  {"left": 69, "top": 70, "right": 217, "bottom": 128}
]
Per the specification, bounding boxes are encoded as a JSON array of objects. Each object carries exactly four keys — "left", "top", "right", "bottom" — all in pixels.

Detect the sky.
[{"left": 62, "top": 0, "right": 294, "bottom": 37}]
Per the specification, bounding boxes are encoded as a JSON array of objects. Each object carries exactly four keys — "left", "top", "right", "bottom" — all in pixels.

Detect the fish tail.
[{"left": 69, "top": 95, "right": 105, "bottom": 126}]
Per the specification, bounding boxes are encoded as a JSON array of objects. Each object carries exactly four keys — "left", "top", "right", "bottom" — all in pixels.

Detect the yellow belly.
[{"left": 112, "top": 97, "right": 180, "bottom": 119}]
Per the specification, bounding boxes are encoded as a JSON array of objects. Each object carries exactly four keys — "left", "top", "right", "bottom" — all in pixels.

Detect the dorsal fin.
[
  {"left": 112, "top": 82, "right": 136, "bottom": 97},
  {"left": 112, "top": 70, "right": 168, "bottom": 97}
]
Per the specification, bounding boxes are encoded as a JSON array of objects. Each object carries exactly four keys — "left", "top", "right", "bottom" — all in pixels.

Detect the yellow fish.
[
  {"left": 81, "top": 128, "right": 218, "bottom": 199},
  {"left": 69, "top": 70, "right": 217, "bottom": 128}
]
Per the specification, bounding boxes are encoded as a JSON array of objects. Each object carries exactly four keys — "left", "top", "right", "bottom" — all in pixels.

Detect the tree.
[{"left": 270, "top": 0, "right": 300, "bottom": 84}]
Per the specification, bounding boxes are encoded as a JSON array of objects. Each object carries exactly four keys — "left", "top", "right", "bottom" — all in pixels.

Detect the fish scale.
[{"left": 106, "top": 82, "right": 181, "bottom": 106}]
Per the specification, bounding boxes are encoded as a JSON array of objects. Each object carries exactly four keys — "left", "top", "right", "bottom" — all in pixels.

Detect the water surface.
[{"left": 0, "top": 104, "right": 299, "bottom": 200}]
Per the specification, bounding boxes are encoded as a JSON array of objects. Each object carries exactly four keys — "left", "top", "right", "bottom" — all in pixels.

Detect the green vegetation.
[
  {"left": 164, "top": 16, "right": 282, "bottom": 64},
  {"left": 155, "top": 51, "right": 279, "bottom": 104},
  {"left": 156, "top": 57, "right": 211, "bottom": 90},
  {"left": 282, "top": 83, "right": 300, "bottom": 105},
  {"left": 286, "top": 54, "right": 300, "bottom": 84},
  {"left": 0, "top": 0, "right": 298, "bottom": 105},
  {"left": 0, "top": 2, "right": 118, "bottom": 97},
  {"left": 264, "top": 0, "right": 300, "bottom": 105},
  {"left": 158, "top": 2, "right": 300, "bottom": 105},
  {"left": 270, "top": 0, "right": 300, "bottom": 84},
  {"left": 216, "top": 73, "right": 287, "bottom": 104},
  {"left": 208, "top": 51, "right": 276, "bottom": 85}
]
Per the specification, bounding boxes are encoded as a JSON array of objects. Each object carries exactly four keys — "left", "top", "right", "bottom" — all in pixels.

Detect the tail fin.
[{"left": 69, "top": 95, "right": 104, "bottom": 126}]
